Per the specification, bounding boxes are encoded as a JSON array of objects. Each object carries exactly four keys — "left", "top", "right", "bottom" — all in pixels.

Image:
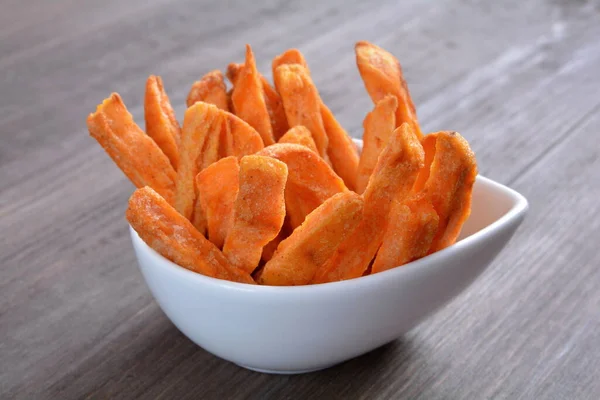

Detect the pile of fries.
[{"left": 87, "top": 41, "right": 477, "bottom": 286}]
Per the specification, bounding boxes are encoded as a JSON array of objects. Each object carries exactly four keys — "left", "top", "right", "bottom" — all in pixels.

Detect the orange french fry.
[
  {"left": 420, "top": 131, "right": 478, "bottom": 252},
  {"left": 371, "top": 193, "right": 439, "bottom": 273},
  {"left": 355, "top": 41, "right": 422, "bottom": 140},
  {"left": 144, "top": 76, "right": 181, "bottom": 170},
  {"left": 261, "top": 226, "right": 288, "bottom": 262},
  {"left": 223, "top": 155, "right": 288, "bottom": 273},
  {"left": 257, "top": 143, "right": 347, "bottom": 229},
  {"left": 186, "top": 70, "right": 229, "bottom": 111},
  {"left": 274, "top": 64, "right": 329, "bottom": 158},
  {"left": 272, "top": 48, "right": 309, "bottom": 76},
  {"left": 221, "top": 111, "right": 265, "bottom": 158},
  {"left": 230, "top": 45, "right": 275, "bottom": 146},
  {"left": 278, "top": 125, "right": 318, "bottom": 153},
  {"left": 87, "top": 93, "right": 176, "bottom": 204},
  {"left": 356, "top": 95, "right": 398, "bottom": 193},
  {"left": 195, "top": 156, "right": 240, "bottom": 249},
  {"left": 312, "top": 123, "right": 424, "bottom": 283},
  {"left": 191, "top": 193, "right": 208, "bottom": 236},
  {"left": 259, "top": 191, "right": 364, "bottom": 286},
  {"left": 320, "top": 103, "right": 360, "bottom": 191},
  {"left": 174, "top": 102, "right": 222, "bottom": 221},
  {"left": 126, "top": 187, "right": 254, "bottom": 284}
]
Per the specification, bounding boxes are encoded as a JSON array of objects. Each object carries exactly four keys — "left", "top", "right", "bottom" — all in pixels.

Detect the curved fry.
[
  {"left": 272, "top": 48, "right": 309, "bottom": 76},
  {"left": 186, "top": 70, "right": 229, "bottom": 110},
  {"left": 278, "top": 125, "right": 318, "bottom": 153}
]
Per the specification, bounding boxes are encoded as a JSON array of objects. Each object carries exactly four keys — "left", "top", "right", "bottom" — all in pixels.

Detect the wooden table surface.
[{"left": 2, "top": 0, "right": 600, "bottom": 398}]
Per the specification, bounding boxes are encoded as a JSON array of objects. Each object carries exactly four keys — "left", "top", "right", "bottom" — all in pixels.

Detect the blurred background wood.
[{"left": 1, "top": 0, "right": 599, "bottom": 398}]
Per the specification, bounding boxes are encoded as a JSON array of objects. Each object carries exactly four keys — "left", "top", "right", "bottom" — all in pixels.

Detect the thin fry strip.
[
  {"left": 421, "top": 131, "right": 478, "bottom": 252},
  {"left": 371, "top": 193, "right": 439, "bottom": 273},
  {"left": 196, "top": 156, "right": 240, "bottom": 249},
  {"left": 272, "top": 48, "right": 309, "bottom": 76},
  {"left": 259, "top": 191, "right": 364, "bottom": 286},
  {"left": 231, "top": 45, "right": 275, "bottom": 146},
  {"left": 222, "top": 111, "right": 265, "bottom": 158},
  {"left": 312, "top": 123, "right": 424, "bottom": 283},
  {"left": 274, "top": 64, "right": 329, "bottom": 158},
  {"left": 126, "top": 187, "right": 254, "bottom": 284},
  {"left": 87, "top": 93, "right": 176, "bottom": 204},
  {"left": 186, "top": 70, "right": 229, "bottom": 110},
  {"left": 257, "top": 143, "right": 347, "bottom": 229},
  {"left": 278, "top": 125, "right": 318, "bottom": 153},
  {"left": 174, "top": 102, "right": 221, "bottom": 221},
  {"left": 320, "top": 103, "right": 360, "bottom": 191},
  {"left": 223, "top": 155, "right": 288, "bottom": 273},
  {"left": 356, "top": 95, "right": 398, "bottom": 193},
  {"left": 355, "top": 41, "right": 422, "bottom": 140},
  {"left": 144, "top": 76, "right": 181, "bottom": 169}
]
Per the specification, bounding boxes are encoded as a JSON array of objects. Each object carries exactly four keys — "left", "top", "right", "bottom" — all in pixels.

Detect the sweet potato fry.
[
  {"left": 261, "top": 225, "right": 289, "bottom": 262},
  {"left": 228, "top": 62, "right": 289, "bottom": 140},
  {"left": 274, "top": 64, "right": 329, "bottom": 158},
  {"left": 412, "top": 133, "right": 437, "bottom": 192},
  {"left": 223, "top": 155, "right": 288, "bottom": 273},
  {"left": 144, "top": 76, "right": 181, "bottom": 170},
  {"left": 272, "top": 48, "right": 309, "bottom": 76},
  {"left": 186, "top": 70, "right": 229, "bottom": 110},
  {"left": 174, "top": 102, "right": 221, "bottom": 221},
  {"left": 257, "top": 143, "right": 347, "bottom": 229},
  {"left": 87, "top": 93, "right": 176, "bottom": 204},
  {"left": 356, "top": 95, "right": 398, "bottom": 193},
  {"left": 126, "top": 187, "right": 254, "bottom": 284},
  {"left": 320, "top": 103, "right": 359, "bottom": 191},
  {"left": 371, "top": 193, "right": 439, "bottom": 273},
  {"left": 231, "top": 45, "right": 275, "bottom": 146},
  {"left": 355, "top": 41, "right": 422, "bottom": 140},
  {"left": 222, "top": 111, "right": 265, "bottom": 158},
  {"left": 278, "top": 125, "right": 318, "bottom": 153},
  {"left": 195, "top": 156, "right": 240, "bottom": 249},
  {"left": 312, "top": 123, "right": 424, "bottom": 283},
  {"left": 420, "top": 131, "right": 478, "bottom": 252},
  {"left": 259, "top": 191, "right": 364, "bottom": 286}
]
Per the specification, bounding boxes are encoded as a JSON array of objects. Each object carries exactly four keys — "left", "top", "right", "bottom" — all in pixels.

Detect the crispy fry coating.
[
  {"left": 231, "top": 45, "right": 275, "bottom": 146},
  {"left": 186, "top": 70, "right": 229, "bottom": 110},
  {"left": 196, "top": 156, "right": 240, "bottom": 248},
  {"left": 272, "top": 48, "right": 309, "bottom": 76},
  {"left": 87, "top": 93, "right": 176, "bottom": 204},
  {"left": 223, "top": 155, "right": 288, "bottom": 273},
  {"left": 222, "top": 111, "right": 265, "bottom": 158},
  {"left": 259, "top": 191, "right": 364, "bottom": 286},
  {"left": 312, "top": 124, "right": 424, "bottom": 283},
  {"left": 356, "top": 95, "right": 398, "bottom": 193},
  {"left": 126, "top": 187, "right": 254, "bottom": 284},
  {"left": 372, "top": 193, "right": 439, "bottom": 273},
  {"left": 274, "top": 64, "right": 329, "bottom": 158},
  {"left": 144, "top": 76, "right": 181, "bottom": 169},
  {"left": 278, "top": 125, "right": 318, "bottom": 153},
  {"left": 257, "top": 143, "right": 347, "bottom": 229},
  {"left": 420, "top": 132, "right": 478, "bottom": 252},
  {"left": 355, "top": 41, "right": 422, "bottom": 140}
]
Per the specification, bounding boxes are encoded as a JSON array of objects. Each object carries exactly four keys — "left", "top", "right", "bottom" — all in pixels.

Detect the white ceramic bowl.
[{"left": 129, "top": 146, "right": 528, "bottom": 374}]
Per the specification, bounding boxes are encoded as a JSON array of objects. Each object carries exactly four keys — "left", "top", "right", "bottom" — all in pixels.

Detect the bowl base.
[{"left": 236, "top": 363, "right": 337, "bottom": 374}]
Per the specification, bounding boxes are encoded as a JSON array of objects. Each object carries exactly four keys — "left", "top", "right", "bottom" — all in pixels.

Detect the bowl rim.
[{"left": 130, "top": 174, "right": 528, "bottom": 294}]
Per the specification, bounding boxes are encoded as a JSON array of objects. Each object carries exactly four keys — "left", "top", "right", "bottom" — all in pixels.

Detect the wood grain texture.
[{"left": 1, "top": 0, "right": 600, "bottom": 398}]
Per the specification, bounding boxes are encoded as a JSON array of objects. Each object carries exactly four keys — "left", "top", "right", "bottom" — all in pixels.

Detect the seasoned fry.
[
  {"left": 186, "top": 70, "right": 229, "bottom": 110},
  {"left": 257, "top": 143, "right": 347, "bottom": 229},
  {"left": 223, "top": 155, "right": 288, "bottom": 273},
  {"left": 274, "top": 64, "right": 329, "bottom": 158},
  {"left": 356, "top": 95, "right": 398, "bottom": 193},
  {"left": 320, "top": 103, "right": 360, "bottom": 191},
  {"left": 196, "top": 156, "right": 240, "bottom": 248},
  {"left": 261, "top": 226, "right": 288, "bottom": 262},
  {"left": 355, "top": 41, "right": 422, "bottom": 140},
  {"left": 420, "top": 132, "right": 478, "bottom": 252},
  {"left": 174, "top": 102, "right": 221, "bottom": 220},
  {"left": 126, "top": 187, "right": 254, "bottom": 284},
  {"left": 231, "top": 45, "right": 275, "bottom": 146},
  {"left": 272, "top": 48, "right": 309, "bottom": 76},
  {"left": 259, "top": 191, "right": 364, "bottom": 286},
  {"left": 312, "top": 124, "right": 424, "bottom": 283},
  {"left": 144, "top": 76, "right": 181, "bottom": 170},
  {"left": 372, "top": 194, "right": 439, "bottom": 273},
  {"left": 222, "top": 111, "right": 265, "bottom": 158},
  {"left": 278, "top": 125, "right": 318, "bottom": 153},
  {"left": 87, "top": 93, "right": 177, "bottom": 204},
  {"left": 227, "top": 62, "right": 289, "bottom": 140}
]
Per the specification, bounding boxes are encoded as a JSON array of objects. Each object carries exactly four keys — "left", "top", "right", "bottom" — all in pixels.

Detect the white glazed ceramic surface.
[{"left": 129, "top": 141, "right": 528, "bottom": 374}]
